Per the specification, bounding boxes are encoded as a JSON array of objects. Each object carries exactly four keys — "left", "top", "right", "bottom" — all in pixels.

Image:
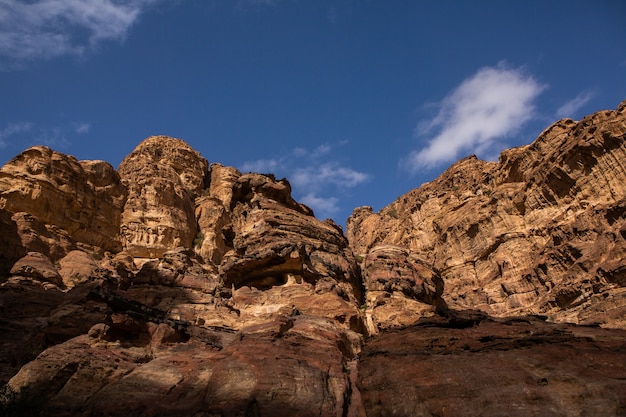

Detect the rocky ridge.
[{"left": 0, "top": 101, "right": 625, "bottom": 416}]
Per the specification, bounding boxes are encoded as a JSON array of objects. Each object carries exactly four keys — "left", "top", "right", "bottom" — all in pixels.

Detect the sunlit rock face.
[
  {"left": 1, "top": 101, "right": 626, "bottom": 416},
  {"left": 348, "top": 100, "right": 626, "bottom": 330},
  {"left": 118, "top": 135, "right": 209, "bottom": 258},
  {"left": 0, "top": 146, "right": 126, "bottom": 257},
  {"left": 360, "top": 244, "right": 445, "bottom": 334}
]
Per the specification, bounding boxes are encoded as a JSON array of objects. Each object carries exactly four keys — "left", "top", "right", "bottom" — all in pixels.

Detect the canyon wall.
[{"left": 0, "top": 101, "right": 625, "bottom": 416}]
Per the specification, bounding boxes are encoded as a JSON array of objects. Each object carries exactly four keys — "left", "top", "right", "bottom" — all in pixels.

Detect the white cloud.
[
  {"left": 312, "top": 143, "right": 331, "bottom": 157},
  {"left": 74, "top": 122, "right": 91, "bottom": 134},
  {"left": 300, "top": 192, "right": 339, "bottom": 215},
  {"left": 0, "top": 0, "right": 159, "bottom": 67},
  {"left": 240, "top": 140, "right": 370, "bottom": 219},
  {"left": 0, "top": 121, "right": 91, "bottom": 150},
  {"left": 292, "top": 163, "right": 369, "bottom": 189},
  {"left": 36, "top": 126, "right": 70, "bottom": 148},
  {"left": 240, "top": 158, "right": 280, "bottom": 173},
  {"left": 404, "top": 63, "right": 545, "bottom": 172},
  {"left": 556, "top": 91, "right": 594, "bottom": 119},
  {"left": 0, "top": 122, "right": 33, "bottom": 148}
]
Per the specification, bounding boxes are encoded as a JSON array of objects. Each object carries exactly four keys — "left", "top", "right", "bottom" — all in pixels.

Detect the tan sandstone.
[
  {"left": 348, "top": 100, "right": 626, "bottom": 329},
  {"left": 1, "top": 102, "right": 626, "bottom": 416}
]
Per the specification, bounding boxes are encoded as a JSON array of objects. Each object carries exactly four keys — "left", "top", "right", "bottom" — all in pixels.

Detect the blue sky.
[{"left": 1, "top": 0, "right": 625, "bottom": 225}]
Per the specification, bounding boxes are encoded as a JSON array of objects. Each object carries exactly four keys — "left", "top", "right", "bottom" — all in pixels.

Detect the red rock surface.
[{"left": 359, "top": 311, "right": 626, "bottom": 417}]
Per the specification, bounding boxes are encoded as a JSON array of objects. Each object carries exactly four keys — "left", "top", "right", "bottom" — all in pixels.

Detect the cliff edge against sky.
[{"left": 0, "top": 101, "right": 625, "bottom": 416}]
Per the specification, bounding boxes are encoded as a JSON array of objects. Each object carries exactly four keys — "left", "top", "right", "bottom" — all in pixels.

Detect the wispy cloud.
[
  {"left": 236, "top": 0, "right": 282, "bottom": 10},
  {"left": 403, "top": 63, "right": 545, "bottom": 172},
  {"left": 0, "top": 122, "right": 33, "bottom": 148},
  {"left": 36, "top": 126, "right": 70, "bottom": 149},
  {"left": 556, "top": 91, "right": 594, "bottom": 119},
  {"left": 239, "top": 158, "right": 279, "bottom": 173},
  {"left": 74, "top": 122, "right": 91, "bottom": 134},
  {"left": 0, "top": 120, "right": 90, "bottom": 153},
  {"left": 240, "top": 141, "right": 370, "bottom": 219},
  {"left": 291, "top": 163, "right": 369, "bottom": 189},
  {"left": 300, "top": 193, "right": 339, "bottom": 215},
  {"left": 0, "top": 0, "right": 159, "bottom": 68}
]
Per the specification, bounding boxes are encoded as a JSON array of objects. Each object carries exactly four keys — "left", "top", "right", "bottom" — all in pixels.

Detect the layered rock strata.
[
  {"left": 0, "top": 101, "right": 625, "bottom": 416},
  {"left": 348, "top": 100, "right": 626, "bottom": 330},
  {"left": 118, "top": 136, "right": 209, "bottom": 258},
  {"left": 0, "top": 146, "right": 126, "bottom": 258},
  {"left": 0, "top": 135, "right": 367, "bottom": 416}
]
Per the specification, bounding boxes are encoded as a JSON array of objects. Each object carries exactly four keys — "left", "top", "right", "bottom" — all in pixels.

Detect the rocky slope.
[{"left": 0, "top": 101, "right": 625, "bottom": 416}]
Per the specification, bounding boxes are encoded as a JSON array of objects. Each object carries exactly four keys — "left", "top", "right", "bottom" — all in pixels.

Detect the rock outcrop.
[
  {"left": 0, "top": 135, "right": 367, "bottom": 416},
  {"left": 118, "top": 136, "right": 209, "bottom": 258},
  {"left": 0, "top": 146, "right": 126, "bottom": 258},
  {"left": 1, "top": 101, "right": 625, "bottom": 416},
  {"left": 348, "top": 100, "right": 626, "bottom": 331}
]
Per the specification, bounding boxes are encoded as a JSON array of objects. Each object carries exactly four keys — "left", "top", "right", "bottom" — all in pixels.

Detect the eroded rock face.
[
  {"left": 348, "top": 101, "right": 626, "bottom": 329},
  {"left": 0, "top": 208, "right": 25, "bottom": 278},
  {"left": 1, "top": 102, "right": 626, "bottom": 416},
  {"left": 3, "top": 315, "right": 363, "bottom": 417},
  {"left": 10, "top": 252, "right": 62, "bottom": 286},
  {"left": 118, "top": 136, "right": 209, "bottom": 258},
  {"left": 361, "top": 245, "right": 445, "bottom": 334},
  {"left": 218, "top": 172, "right": 365, "bottom": 331},
  {"left": 194, "top": 164, "right": 240, "bottom": 264},
  {"left": 57, "top": 250, "right": 102, "bottom": 289},
  {"left": 0, "top": 135, "right": 368, "bottom": 416},
  {"left": 0, "top": 146, "right": 126, "bottom": 256}
]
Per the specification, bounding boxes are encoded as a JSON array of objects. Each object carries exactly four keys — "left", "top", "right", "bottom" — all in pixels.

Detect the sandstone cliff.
[
  {"left": 348, "top": 100, "right": 626, "bottom": 332},
  {"left": 0, "top": 102, "right": 625, "bottom": 416}
]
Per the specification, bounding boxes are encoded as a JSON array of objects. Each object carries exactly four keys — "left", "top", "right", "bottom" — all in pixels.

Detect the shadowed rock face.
[
  {"left": 1, "top": 102, "right": 626, "bottom": 416},
  {"left": 359, "top": 311, "right": 626, "bottom": 417}
]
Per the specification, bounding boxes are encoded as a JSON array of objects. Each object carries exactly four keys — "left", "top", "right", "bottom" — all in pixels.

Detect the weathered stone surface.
[
  {"left": 194, "top": 164, "right": 240, "bottom": 265},
  {"left": 0, "top": 147, "right": 126, "bottom": 254},
  {"left": 9, "top": 211, "right": 76, "bottom": 261},
  {"left": 0, "top": 277, "right": 109, "bottom": 387},
  {"left": 2, "top": 314, "right": 362, "bottom": 417},
  {"left": 2, "top": 103, "right": 626, "bottom": 417},
  {"left": 10, "top": 252, "right": 62, "bottom": 286},
  {"left": 57, "top": 250, "right": 101, "bottom": 289},
  {"left": 361, "top": 245, "right": 445, "bottom": 334},
  {"left": 348, "top": 101, "right": 626, "bottom": 329},
  {"left": 219, "top": 172, "right": 365, "bottom": 331},
  {"left": 358, "top": 311, "right": 626, "bottom": 417},
  {"left": 0, "top": 208, "right": 25, "bottom": 279},
  {"left": 224, "top": 174, "right": 354, "bottom": 286},
  {"left": 118, "top": 136, "right": 209, "bottom": 258}
]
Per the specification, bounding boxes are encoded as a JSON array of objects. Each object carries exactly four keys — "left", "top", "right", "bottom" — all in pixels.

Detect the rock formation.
[
  {"left": 0, "top": 101, "right": 625, "bottom": 416},
  {"left": 348, "top": 100, "right": 626, "bottom": 331},
  {"left": 118, "top": 136, "right": 208, "bottom": 258}
]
